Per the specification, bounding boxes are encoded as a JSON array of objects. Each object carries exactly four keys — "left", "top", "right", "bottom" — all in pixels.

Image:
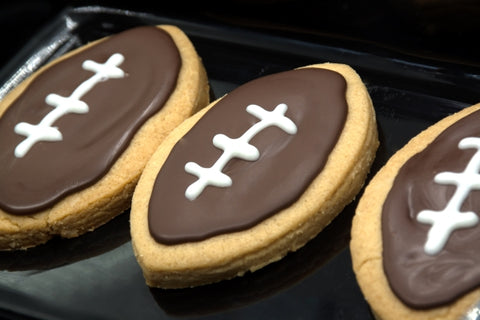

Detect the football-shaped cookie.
[
  {"left": 351, "top": 103, "right": 480, "bottom": 319},
  {"left": 131, "top": 63, "right": 378, "bottom": 288},
  {"left": 0, "top": 25, "right": 209, "bottom": 250}
]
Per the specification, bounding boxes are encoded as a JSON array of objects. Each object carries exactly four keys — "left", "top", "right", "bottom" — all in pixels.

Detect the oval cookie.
[
  {"left": 351, "top": 103, "right": 480, "bottom": 320},
  {"left": 131, "top": 63, "right": 378, "bottom": 288},
  {"left": 0, "top": 25, "right": 209, "bottom": 250}
]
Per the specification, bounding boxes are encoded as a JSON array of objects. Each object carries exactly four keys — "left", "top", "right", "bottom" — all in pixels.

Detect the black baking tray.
[{"left": 1, "top": 5, "right": 480, "bottom": 320}]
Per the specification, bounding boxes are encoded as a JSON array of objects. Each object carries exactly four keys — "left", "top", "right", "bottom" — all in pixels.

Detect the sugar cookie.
[
  {"left": 351, "top": 103, "right": 480, "bottom": 320},
  {"left": 0, "top": 25, "right": 209, "bottom": 250},
  {"left": 131, "top": 63, "right": 378, "bottom": 288}
]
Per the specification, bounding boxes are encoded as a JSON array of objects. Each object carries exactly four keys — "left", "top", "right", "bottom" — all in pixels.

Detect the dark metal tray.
[{"left": 1, "top": 6, "right": 480, "bottom": 320}]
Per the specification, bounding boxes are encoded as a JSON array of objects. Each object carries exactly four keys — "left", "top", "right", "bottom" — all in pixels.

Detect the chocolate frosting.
[
  {"left": 382, "top": 109, "right": 480, "bottom": 308},
  {"left": 148, "top": 68, "right": 348, "bottom": 244},
  {"left": 0, "top": 26, "right": 180, "bottom": 214}
]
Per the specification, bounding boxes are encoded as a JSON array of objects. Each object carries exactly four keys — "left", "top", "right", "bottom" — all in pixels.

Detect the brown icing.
[
  {"left": 382, "top": 108, "right": 480, "bottom": 308},
  {"left": 0, "top": 26, "right": 180, "bottom": 214},
  {"left": 148, "top": 68, "right": 348, "bottom": 245}
]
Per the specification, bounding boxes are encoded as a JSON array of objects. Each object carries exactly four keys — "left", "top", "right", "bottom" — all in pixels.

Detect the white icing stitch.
[
  {"left": 417, "top": 137, "right": 480, "bottom": 255},
  {"left": 185, "top": 103, "right": 297, "bottom": 201},
  {"left": 14, "top": 53, "right": 126, "bottom": 158}
]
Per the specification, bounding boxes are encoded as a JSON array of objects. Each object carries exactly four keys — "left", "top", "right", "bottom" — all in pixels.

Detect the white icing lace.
[
  {"left": 417, "top": 137, "right": 480, "bottom": 255},
  {"left": 184, "top": 103, "right": 297, "bottom": 201},
  {"left": 14, "top": 53, "right": 126, "bottom": 158}
]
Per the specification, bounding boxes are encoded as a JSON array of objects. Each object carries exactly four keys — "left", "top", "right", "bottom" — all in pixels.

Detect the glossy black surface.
[{"left": 0, "top": 5, "right": 480, "bottom": 320}]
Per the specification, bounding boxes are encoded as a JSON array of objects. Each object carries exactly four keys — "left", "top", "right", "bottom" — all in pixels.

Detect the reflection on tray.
[
  {"left": 0, "top": 210, "right": 130, "bottom": 271},
  {"left": 150, "top": 201, "right": 355, "bottom": 317}
]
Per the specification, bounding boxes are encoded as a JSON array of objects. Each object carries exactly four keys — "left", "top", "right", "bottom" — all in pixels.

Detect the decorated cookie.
[
  {"left": 130, "top": 63, "right": 378, "bottom": 288},
  {"left": 351, "top": 103, "right": 480, "bottom": 319},
  {"left": 0, "top": 25, "right": 209, "bottom": 250}
]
